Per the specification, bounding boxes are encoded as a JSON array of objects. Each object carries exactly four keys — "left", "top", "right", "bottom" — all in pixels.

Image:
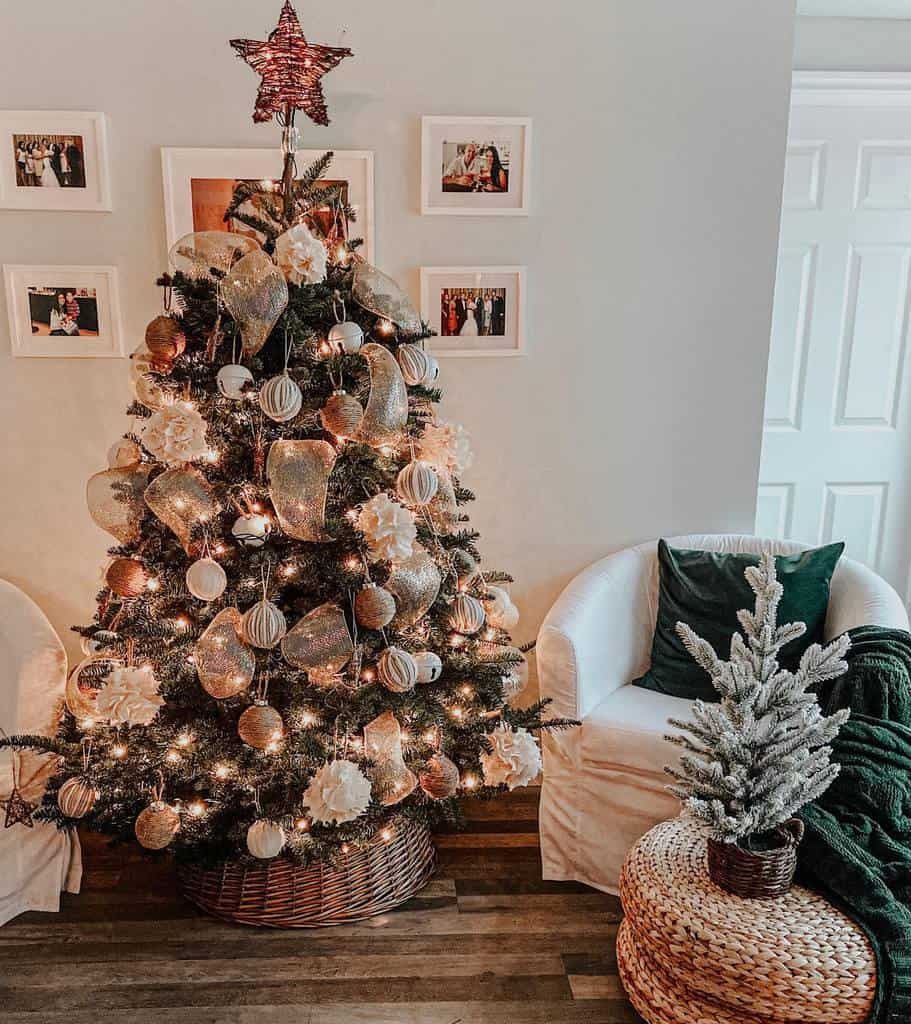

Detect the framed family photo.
[
  {"left": 0, "top": 110, "right": 111, "bottom": 211},
  {"left": 421, "top": 266, "right": 526, "bottom": 357},
  {"left": 161, "top": 148, "right": 375, "bottom": 261},
  {"left": 3, "top": 265, "right": 124, "bottom": 358},
  {"left": 421, "top": 116, "right": 531, "bottom": 215}
]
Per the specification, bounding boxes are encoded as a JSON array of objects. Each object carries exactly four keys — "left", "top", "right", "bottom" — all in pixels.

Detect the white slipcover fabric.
[
  {"left": 0, "top": 579, "right": 81, "bottom": 926},
  {"left": 537, "top": 534, "right": 910, "bottom": 895}
]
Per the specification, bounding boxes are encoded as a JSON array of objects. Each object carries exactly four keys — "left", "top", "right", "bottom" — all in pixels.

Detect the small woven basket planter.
[
  {"left": 177, "top": 819, "right": 435, "bottom": 928},
  {"left": 707, "top": 817, "right": 804, "bottom": 898}
]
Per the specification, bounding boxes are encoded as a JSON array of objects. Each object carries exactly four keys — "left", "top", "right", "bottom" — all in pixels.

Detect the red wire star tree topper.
[{"left": 230, "top": 0, "right": 352, "bottom": 127}]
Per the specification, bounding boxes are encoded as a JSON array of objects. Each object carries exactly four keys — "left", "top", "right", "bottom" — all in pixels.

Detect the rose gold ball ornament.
[
  {"left": 450, "top": 593, "right": 486, "bottom": 635},
  {"left": 354, "top": 584, "right": 396, "bottom": 630},
  {"left": 396, "top": 460, "right": 439, "bottom": 506},
  {"left": 238, "top": 702, "right": 284, "bottom": 750},
  {"left": 327, "top": 320, "right": 364, "bottom": 355},
  {"left": 57, "top": 777, "right": 97, "bottom": 818},
  {"left": 377, "top": 646, "right": 418, "bottom": 693},
  {"left": 419, "top": 753, "right": 460, "bottom": 800},
  {"left": 232, "top": 513, "right": 271, "bottom": 549},
  {"left": 134, "top": 801, "right": 180, "bottom": 850},
  {"left": 185, "top": 557, "right": 227, "bottom": 602},
  {"left": 217, "top": 363, "right": 253, "bottom": 400},
  {"left": 105, "top": 557, "right": 149, "bottom": 598},
  {"left": 144, "top": 315, "right": 186, "bottom": 367},
  {"left": 241, "top": 599, "right": 287, "bottom": 649},
  {"left": 319, "top": 390, "right": 363, "bottom": 439}
]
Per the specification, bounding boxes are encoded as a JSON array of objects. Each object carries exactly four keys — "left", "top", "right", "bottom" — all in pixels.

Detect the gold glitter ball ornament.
[
  {"left": 354, "top": 584, "right": 396, "bottom": 630},
  {"left": 135, "top": 801, "right": 180, "bottom": 850},
  {"left": 57, "top": 777, "right": 97, "bottom": 818},
  {"left": 377, "top": 646, "right": 418, "bottom": 693},
  {"left": 420, "top": 753, "right": 460, "bottom": 800},
  {"left": 238, "top": 702, "right": 284, "bottom": 750},
  {"left": 319, "top": 389, "right": 363, "bottom": 438}
]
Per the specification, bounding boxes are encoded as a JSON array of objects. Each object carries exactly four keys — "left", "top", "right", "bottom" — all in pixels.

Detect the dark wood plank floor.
[{"left": 0, "top": 788, "right": 643, "bottom": 1024}]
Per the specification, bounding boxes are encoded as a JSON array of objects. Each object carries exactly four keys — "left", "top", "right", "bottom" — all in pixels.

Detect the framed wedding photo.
[
  {"left": 3, "top": 265, "right": 125, "bottom": 358},
  {"left": 0, "top": 111, "right": 111, "bottom": 211},
  {"left": 161, "top": 148, "right": 375, "bottom": 262},
  {"left": 421, "top": 116, "right": 531, "bottom": 216},
  {"left": 421, "top": 266, "right": 526, "bottom": 357}
]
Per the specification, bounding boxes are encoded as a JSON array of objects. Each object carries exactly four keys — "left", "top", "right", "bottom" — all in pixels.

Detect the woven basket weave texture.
[{"left": 616, "top": 817, "right": 875, "bottom": 1024}]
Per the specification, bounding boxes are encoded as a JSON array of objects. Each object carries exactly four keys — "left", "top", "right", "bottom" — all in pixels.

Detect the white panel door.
[{"left": 757, "top": 74, "right": 911, "bottom": 602}]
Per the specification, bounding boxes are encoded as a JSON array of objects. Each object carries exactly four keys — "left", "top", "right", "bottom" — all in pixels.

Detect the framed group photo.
[
  {"left": 0, "top": 110, "right": 111, "bottom": 212},
  {"left": 3, "top": 265, "right": 124, "bottom": 358},
  {"left": 161, "top": 148, "right": 375, "bottom": 262},
  {"left": 421, "top": 266, "right": 526, "bottom": 357},
  {"left": 421, "top": 116, "right": 531, "bottom": 216}
]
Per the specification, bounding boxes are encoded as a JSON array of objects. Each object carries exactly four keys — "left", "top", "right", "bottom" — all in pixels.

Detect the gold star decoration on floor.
[
  {"left": 2, "top": 784, "right": 35, "bottom": 828},
  {"left": 230, "top": 0, "right": 353, "bottom": 126}
]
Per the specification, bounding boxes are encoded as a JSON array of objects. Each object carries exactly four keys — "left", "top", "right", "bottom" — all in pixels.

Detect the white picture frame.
[
  {"left": 3, "top": 264, "right": 125, "bottom": 358},
  {"left": 421, "top": 116, "right": 531, "bottom": 216},
  {"left": 161, "top": 147, "right": 375, "bottom": 262},
  {"left": 421, "top": 266, "right": 526, "bottom": 357},
  {"left": 0, "top": 110, "right": 111, "bottom": 211}
]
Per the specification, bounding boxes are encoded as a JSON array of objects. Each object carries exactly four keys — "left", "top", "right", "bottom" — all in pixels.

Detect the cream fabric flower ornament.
[
  {"left": 274, "top": 223, "right": 328, "bottom": 286},
  {"left": 481, "top": 725, "right": 542, "bottom": 790},
  {"left": 141, "top": 402, "right": 209, "bottom": 467},
  {"left": 95, "top": 665, "right": 165, "bottom": 727},
  {"left": 303, "top": 759, "right": 372, "bottom": 824},
  {"left": 356, "top": 492, "right": 416, "bottom": 563},
  {"left": 418, "top": 421, "right": 473, "bottom": 476}
]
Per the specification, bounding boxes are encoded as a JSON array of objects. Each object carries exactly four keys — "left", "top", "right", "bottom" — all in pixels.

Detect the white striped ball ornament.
[
  {"left": 259, "top": 373, "right": 303, "bottom": 422},
  {"left": 186, "top": 557, "right": 227, "bottom": 602},
  {"left": 327, "top": 321, "right": 364, "bottom": 355},
  {"left": 377, "top": 647, "right": 418, "bottom": 693},
  {"left": 397, "top": 344, "right": 436, "bottom": 386},
  {"left": 413, "top": 650, "right": 443, "bottom": 684},
  {"left": 241, "top": 599, "right": 287, "bottom": 649},
  {"left": 217, "top": 363, "right": 253, "bottom": 400},
  {"left": 450, "top": 593, "right": 486, "bottom": 635},
  {"left": 354, "top": 584, "right": 396, "bottom": 629},
  {"left": 396, "top": 460, "right": 439, "bottom": 506},
  {"left": 247, "top": 819, "right": 285, "bottom": 859},
  {"left": 57, "top": 777, "right": 97, "bottom": 818}
]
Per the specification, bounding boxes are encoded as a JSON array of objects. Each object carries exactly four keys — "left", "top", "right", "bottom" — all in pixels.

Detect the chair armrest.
[
  {"left": 826, "top": 557, "right": 910, "bottom": 638},
  {"left": 537, "top": 546, "right": 655, "bottom": 720}
]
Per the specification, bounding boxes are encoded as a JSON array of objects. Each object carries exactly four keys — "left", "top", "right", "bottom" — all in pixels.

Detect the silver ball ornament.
[
  {"left": 232, "top": 514, "right": 271, "bottom": 549},
  {"left": 217, "top": 363, "right": 253, "bottom": 400},
  {"left": 328, "top": 321, "right": 364, "bottom": 355},
  {"left": 413, "top": 651, "right": 443, "bottom": 683},
  {"left": 185, "top": 557, "right": 227, "bottom": 602}
]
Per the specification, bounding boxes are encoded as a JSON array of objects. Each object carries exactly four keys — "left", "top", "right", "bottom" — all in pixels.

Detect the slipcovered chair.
[
  {"left": 0, "top": 579, "right": 81, "bottom": 925},
  {"left": 536, "top": 534, "right": 909, "bottom": 895}
]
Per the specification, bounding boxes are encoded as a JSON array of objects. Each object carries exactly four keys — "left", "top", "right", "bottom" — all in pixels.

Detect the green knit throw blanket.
[{"left": 800, "top": 626, "right": 911, "bottom": 1024}]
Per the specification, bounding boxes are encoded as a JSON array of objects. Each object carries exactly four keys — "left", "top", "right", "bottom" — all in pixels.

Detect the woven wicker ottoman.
[{"left": 617, "top": 818, "right": 876, "bottom": 1024}]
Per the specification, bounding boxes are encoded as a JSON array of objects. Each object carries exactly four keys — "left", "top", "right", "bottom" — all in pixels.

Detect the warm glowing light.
[
  {"left": 462, "top": 773, "right": 479, "bottom": 790},
  {"left": 212, "top": 763, "right": 232, "bottom": 781},
  {"left": 281, "top": 563, "right": 298, "bottom": 578},
  {"left": 80, "top": 717, "right": 96, "bottom": 730},
  {"left": 188, "top": 800, "right": 206, "bottom": 817},
  {"left": 174, "top": 498, "right": 186, "bottom": 510},
  {"left": 112, "top": 744, "right": 128, "bottom": 760},
  {"left": 345, "top": 508, "right": 360, "bottom": 524},
  {"left": 380, "top": 826, "right": 394, "bottom": 842},
  {"left": 335, "top": 245, "right": 348, "bottom": 264},
  {"left": 265, "top": 738, "right": 281, "bottom": 754},
  {"left": 483, "top": 629, "right": 496, "bottom": 641},
  {"left": 319, "top": 341, "right": 332, "bottom": 357},
  {"left": 379, "top": 445, "right": 396, "bottom": 458},
  {"left": 165, "top": 749, "right": 181, "bottom": 764},
  {"left": 146, "top": 577, "right": 160, "bottom": 592},
  {"left": 361, "top": 668, "right": 375, "bottom": 682},
  {"left": 214, "top": 543, "right": 226, "bottom": 555},
  {"left": 202, "top": 449, "right": 220, "bottom": 464},
  {"left": 400, "top": 728, "right": 412, "bottom": 745},
  {"left": 459, "top": 684, "right": 474, "bottom": 698},
  {"left": 251, "top": 503, "right": 263, "bottom": 513},
  {"left": 449, "top": 633, "right": 465, "bottom": 648},
  {"left": 349, "top": 736, "right": 363, "bottom": 752},
  {"left": 173, "top": 615, "right": 191, "bottom": 632},
  {"left": 377, "top": 319, "right": 394, "bottom": 335},
  {"left": 450, "top": 706, "right": 465, "bottom": 721},
  {"left": 299, "top": 709, "right": 318, "bottom": 728},
  {"left": 341, "top": 843, "right": 350, "bottom": 853},
  {"left": 422, "top": 729, "right": 437, "bottom": 745},
  {"left": 344, "top": 555, "right": 361, "bottom": 572},
  {"left": 295, "top": 817, "right": 310, "bottom": 832},
  {"left": 176, "top": 732, "right": 194, "bottom": 747}
]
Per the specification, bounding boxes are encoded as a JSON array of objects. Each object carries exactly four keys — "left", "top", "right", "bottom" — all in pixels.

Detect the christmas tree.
[
  {"left": 8, "top": 2, "right": 569, "bottom": 871},
  {"left": 666, "top": 553, "right": 850, "bottom": 845}
]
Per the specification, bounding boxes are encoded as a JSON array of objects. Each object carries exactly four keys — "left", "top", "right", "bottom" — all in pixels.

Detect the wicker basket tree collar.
[{"left": 665, "top": 553, "right": 850, "bottom": 898}]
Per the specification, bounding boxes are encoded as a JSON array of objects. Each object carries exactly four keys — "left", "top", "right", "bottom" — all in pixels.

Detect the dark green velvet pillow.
[{"left": 632, "top": 540, "right": 845, "bottom": 702}]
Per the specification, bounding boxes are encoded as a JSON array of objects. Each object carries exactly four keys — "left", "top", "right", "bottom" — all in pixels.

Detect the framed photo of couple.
[
  {"left": 421, "top": 116, "right": 531, "bottom": 216},
  {"left": 421, "top": 266, "right": 526, "bottom": 357},
  {"left": 3, "top": 264, "right": 125, "bottom": 358},
  {"left": 0, "top": 110, "right": 111, "bottom": 212},
  {"left": 161, "top": 148, "right": 375, "bottom": 261}
]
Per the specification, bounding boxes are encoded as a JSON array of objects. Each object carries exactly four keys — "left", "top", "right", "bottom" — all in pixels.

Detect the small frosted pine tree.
[{"left": 665, "top": 552, "right": 850, "bottom": 845}]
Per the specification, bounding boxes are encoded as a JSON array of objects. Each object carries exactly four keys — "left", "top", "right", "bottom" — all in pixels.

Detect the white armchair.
[
  {"left": 0, "top": 579, "right": 81, "bottom": 925},
  {"left": 536, "top": 534, "right": 909, "bottom": 895}
]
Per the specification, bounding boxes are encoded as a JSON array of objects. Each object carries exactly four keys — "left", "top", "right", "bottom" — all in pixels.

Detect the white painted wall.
[
  {"left": 794, "top": 16, "right": 911, "bottom": 69},
  {"left": 0, "top": 1, "right": 795, "bottom": 691}
]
